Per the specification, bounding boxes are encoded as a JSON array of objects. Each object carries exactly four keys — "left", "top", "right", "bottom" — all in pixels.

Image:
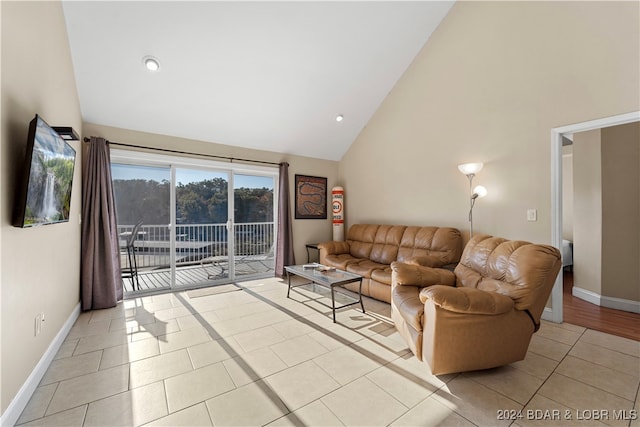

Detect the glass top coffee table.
[{"left": 285, "top": 264, "right": 365, "bottom": 322}]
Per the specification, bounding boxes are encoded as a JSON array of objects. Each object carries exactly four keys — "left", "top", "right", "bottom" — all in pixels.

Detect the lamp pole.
[
  {"left": 458, "top": 163, "right": 484, "bottom": 240},
  {"left": 467, "top": 173, "right": 475, "bottom": 238}
]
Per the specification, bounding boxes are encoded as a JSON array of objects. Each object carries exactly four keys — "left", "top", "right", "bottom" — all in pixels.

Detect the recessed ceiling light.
[
  {"left": 143, "top": 56, "right": 160, "bottom": 72},
  {"left": 336, "top": 114, "right": 344, "bottom": 122}
]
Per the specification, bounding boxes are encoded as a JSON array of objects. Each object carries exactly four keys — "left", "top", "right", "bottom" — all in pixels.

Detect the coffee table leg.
[
  {"left": 286, "top": 271, "right": 291, "bottom": 298},
  {"left": 358, "top": 278, "right": 365, "bottom": 314},
  {"left": 331, "top": 286, "right": 337, "bottom": 323}
]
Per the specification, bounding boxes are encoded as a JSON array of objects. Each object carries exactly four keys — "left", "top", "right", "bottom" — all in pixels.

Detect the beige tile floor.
[{"left": 17, "top": 277, "right": 640, "bottom": 427}]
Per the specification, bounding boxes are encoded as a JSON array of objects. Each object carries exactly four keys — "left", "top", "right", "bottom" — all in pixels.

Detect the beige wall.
[
  {"left": 340, "top": 1, "right": 640, "bottom": 246},
  {"left": 82, "top": 123, "right": 339, "bottom": 264},
  {"left": 601, "top": 123, "right": 640, "bottom": 301},
  {"left": 573, "top": 129, "right": 603, "bottom": 295},
  {"left": 1, "top": 1, "right": 82, "bottom": 416}
]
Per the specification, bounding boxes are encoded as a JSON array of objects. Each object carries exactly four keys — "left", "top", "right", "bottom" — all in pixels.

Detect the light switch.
[{"left": 527, "top": 209, "right": 537, "bottom": 222}]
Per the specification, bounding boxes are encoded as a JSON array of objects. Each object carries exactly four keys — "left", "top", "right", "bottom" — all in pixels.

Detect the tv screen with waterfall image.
[{"left": 13, "top": 115, "right": 76, "bottom": 227}]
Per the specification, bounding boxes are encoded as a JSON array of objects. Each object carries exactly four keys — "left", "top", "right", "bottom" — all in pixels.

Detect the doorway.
[
  {"left": 110, "top": 149, "right": 278, "bottom": 295},
  {"left": 549, "top": 110, "right": 640, "bottom": 324}
]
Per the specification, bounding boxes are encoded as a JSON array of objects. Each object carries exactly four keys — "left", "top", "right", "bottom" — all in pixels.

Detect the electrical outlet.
[{"left": 527, "top": 209, "right": 537, "bottom": 222}]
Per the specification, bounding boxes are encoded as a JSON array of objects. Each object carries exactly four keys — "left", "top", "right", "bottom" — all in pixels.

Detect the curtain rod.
[{"left": 83, "top": 137, "right": 282, "bottom": 167}]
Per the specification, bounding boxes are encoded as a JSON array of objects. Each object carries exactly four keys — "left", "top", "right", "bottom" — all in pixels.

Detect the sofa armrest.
[
  {"left": 420, "top": 286, "right": 514, "bottom": 315},
  {"left": 318, "top": 241, "right": 350, "bottom": 257},
  {"left": 391, "top": 262, "right": 456, "bottom": 287},
  {"left": 392, "top": 285, "right": 424, "bottom": 332},
  {"left": 404, "top": 255, "right": 443, "bottom": 268}
]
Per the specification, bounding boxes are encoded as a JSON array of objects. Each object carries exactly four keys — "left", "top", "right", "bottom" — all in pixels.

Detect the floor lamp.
[{"left": 458, "top": 162, "right": 487, "bottom": 238}]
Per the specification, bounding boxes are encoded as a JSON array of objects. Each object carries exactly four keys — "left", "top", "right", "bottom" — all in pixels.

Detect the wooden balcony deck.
[{"left": 121, "top": 259, "right": 275, "bottom": 293}]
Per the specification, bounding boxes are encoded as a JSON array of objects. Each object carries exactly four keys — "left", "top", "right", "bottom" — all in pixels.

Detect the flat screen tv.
[{"left": 13, "top": 114, "right": 77, "bottom": 227}]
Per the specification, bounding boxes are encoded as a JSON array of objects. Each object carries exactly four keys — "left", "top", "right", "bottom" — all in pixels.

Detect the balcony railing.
[{"left": 118, "top": 222, "right": 274, "bottom": 270}]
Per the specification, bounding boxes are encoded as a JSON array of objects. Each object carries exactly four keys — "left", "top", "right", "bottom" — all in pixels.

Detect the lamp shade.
[
  {"left": 473, "top": 185, "right": 488, "bottom": 198},
  {"left": 458, "top": 162, "right": 483, "bottom": 175}
]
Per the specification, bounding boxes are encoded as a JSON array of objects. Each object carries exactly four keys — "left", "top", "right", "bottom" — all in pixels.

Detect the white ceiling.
[{"left": 62, "top": 1, "right": 453, "bottom": 161}]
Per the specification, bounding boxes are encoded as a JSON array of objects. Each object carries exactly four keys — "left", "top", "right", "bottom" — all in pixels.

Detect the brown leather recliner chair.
[{"left": 391, "top": 234, "right": 562, "bottom": 375}]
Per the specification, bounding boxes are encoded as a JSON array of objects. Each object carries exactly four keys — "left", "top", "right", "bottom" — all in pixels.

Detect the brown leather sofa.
[
  {"left": 318, "top": 224, "right": 463, "bottom": 303},
  {"left": 391, "top": 234, "right": 562, "bottom": 375}
]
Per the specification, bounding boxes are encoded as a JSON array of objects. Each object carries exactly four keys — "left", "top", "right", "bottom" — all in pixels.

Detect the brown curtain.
[
  {"left": 275, "top": 162, "right": 295, "bottom": 276},
  {"left": 81, "top": 137, "right": 122, "bottom": 310}
]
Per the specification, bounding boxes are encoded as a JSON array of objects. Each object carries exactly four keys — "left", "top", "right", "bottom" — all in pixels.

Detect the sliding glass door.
[
  {"left": 111, "top": 163, "right": 172, "bottom": 293},
  {"left": 174, "top": 168, "right": 230, "bottom": 288},
  {"left": 110, "top": 150, "right": 277, "bottom": 294},
  {"left": 232, "top": 174, "right": 275, "bottom": 278}
]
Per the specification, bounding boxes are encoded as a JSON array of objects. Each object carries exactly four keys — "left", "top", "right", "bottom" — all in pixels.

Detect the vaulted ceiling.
[{"left": 63, "top": 1, "right": 454, "bottom": 161}]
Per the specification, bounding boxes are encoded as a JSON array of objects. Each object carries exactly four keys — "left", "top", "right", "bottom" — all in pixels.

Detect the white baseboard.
[
  {"left": 0, "top": 303, "right": 80, "bottom": 427},
  {"left": 572, "top": 286, "right": 601, "bottom": 306},
  {"left": 541, "top": 307, "right": 555, "bottom": 322},
  {"left": 572, "top": 286, "right": 640, "bottom": 314}
]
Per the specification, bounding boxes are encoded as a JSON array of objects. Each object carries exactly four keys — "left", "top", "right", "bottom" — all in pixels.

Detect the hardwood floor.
[{"left": 563, "top": 270, "right": 640, "bottom": 341}]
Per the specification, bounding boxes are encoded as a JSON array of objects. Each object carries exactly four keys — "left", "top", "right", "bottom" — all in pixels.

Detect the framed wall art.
[{"left": 295, "top": 174, "right": 327, "bottom": 219}]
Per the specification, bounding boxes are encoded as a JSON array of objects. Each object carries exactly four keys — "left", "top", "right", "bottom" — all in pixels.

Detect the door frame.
[{"left": 548, "top": 110, "right": 640, "bottom": 323}]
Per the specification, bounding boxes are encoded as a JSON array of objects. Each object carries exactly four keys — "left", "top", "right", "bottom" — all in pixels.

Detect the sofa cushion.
[
  {"left": 346, "top": 224, "right": 379, "bottom": 259},
  {"left": 369, "top": 225, "right": 406, "bottom": 264},
  {"left": 371, "top": 267, "right": 392, "bottom": 286},
  {"left": 397, "top": 226, "right": 462, "bottom": 266},
  {"left": 346, "top": 260, "right": 388, "bottom": 278},
  {"left": 324, "top": 254, "right": 363, "bottom": 270}
]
